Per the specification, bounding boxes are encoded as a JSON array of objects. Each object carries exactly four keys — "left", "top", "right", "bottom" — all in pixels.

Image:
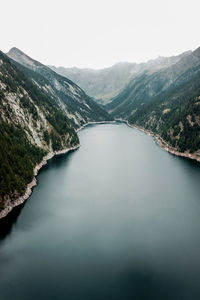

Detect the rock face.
[
  {"left": 0, "top": 49, "right": 112, "bottom": 216},
  {"left": 49, "top": 52, "right": 190, "bottom": 104},
  {"left": 7, "top": 47, "right": 113, "bottom": 127}
]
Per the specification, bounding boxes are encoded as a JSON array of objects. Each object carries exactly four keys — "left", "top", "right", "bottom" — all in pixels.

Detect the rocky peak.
[{"left": 7, "top": 47, "right": 41, "bottom": 69}]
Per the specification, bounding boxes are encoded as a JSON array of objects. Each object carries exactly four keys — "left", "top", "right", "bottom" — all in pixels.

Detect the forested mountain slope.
[
  {"left": 0, "top": 49, "right": 112, "bottom": 216},
  {"left": 7, "top": 47, "right": 112, "bottom": 127},
  {"left": 106, "top": 48, "right": 200, "bottom": 119},
  {"left": 106, "top": 47, "right": 200, "bottom": 157},
  {"left": 129, "top": 70, "right": 200, "bottom": 154}
]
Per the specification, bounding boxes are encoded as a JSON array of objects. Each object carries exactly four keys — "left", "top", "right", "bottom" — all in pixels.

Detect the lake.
[{"left": 1, "top": 123, "right": 200, "bottom": 300}]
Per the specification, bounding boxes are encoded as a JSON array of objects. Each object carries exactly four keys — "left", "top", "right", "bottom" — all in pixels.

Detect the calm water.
[{"left": 1, "top": 123, "right": 200, "bottom": 300}]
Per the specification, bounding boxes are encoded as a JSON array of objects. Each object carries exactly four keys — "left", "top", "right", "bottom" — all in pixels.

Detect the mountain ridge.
[
  {"left": 0, "top": 48, "right": 113, "bottom": 217},
  {"left": 7, "top": 47, "right": 112, "bottom": 127},
  {"left": 106, "top": 47, "right": 200, "bottom": 118},
  {"left": 49, "top": 51, "right": 191, "bottom": 104},
  {"left": 106, "top": 46, "right": 200, "bottom": 156},
  {"left": 1, "top": 45, "right": 200, "bottom": 218}
]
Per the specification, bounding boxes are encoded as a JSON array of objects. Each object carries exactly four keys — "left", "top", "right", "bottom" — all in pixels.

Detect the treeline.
[
  {"left": 129, "top": 71, "right": 200, "bottom": 153},
  {"left": 0, "top": 120, "right": 46, "bottom": 209},
  {"left": 0, "top": 51, "right": 80, "bottom": 210}
]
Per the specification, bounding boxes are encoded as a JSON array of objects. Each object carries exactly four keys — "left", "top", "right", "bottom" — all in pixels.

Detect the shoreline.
[
  {"left": 117, "top": 119, "right": 200, "bottom": 163},
  {"left": 0, "top": 119, "right": 114, "bottom": 220},
  {"left": 0, "top": 144, "right": 80, "bottom": 220},
  {"left": 76, "top": 120, "right": 115, "bottom": 132},
  {"left": 2, "top": 118, "right": 198, "bottom": 219}
]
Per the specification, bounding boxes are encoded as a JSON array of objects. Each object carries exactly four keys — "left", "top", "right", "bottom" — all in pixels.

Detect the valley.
[{"left": 1, "top": 45, "right": 200, "bottom": 219}]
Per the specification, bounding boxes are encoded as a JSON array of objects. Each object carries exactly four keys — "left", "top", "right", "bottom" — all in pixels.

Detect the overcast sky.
[{"left": 1, "top": 0, "right": 200, "bottom": 69}]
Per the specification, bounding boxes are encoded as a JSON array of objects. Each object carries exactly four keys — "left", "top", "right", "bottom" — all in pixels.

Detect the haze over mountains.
[{"left": 49, "top": 51, "right": 191, "bottom": 104}]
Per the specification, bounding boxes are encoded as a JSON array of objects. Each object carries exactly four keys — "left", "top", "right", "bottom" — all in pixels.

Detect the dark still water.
[{"left": 1, "top": 123, "right": 200, "bottom": 300}]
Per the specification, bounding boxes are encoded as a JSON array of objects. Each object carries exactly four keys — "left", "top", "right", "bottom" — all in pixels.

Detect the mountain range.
[
  {"left": 49, "top": 51, "right": 190, "bottom": 104},
  {"left": 0, "top": 48, "right": 112, "bottom": 215},
  {"left": 106, "top": 47, "right": 200, "bottom": 155},
  {"left": 50, "top": 47, "right": 200, "bottom": 157},
  {"left": 1, "top": 45, "right": 200, "bottom": 217}
]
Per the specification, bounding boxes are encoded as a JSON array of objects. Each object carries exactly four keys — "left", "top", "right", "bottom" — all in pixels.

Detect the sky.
[{"left": 1, "top": 0, "right": 200, "bottom": 69}]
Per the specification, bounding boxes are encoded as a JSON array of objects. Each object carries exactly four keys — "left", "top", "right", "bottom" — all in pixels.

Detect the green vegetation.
[
  {"left": 43, "top": 130, "right": 50, "bottom": 145},
  {"left": 8, "top": 48, "right": 113, "bottom": 124},
  {"left": 0, "top": 49, "right": 112, "bottom": 214},
  {"left": 129, "top": 71, "right": 200, "bottom": 153},
  {"left": 0, "top": 50, "right": 79, "bottom": 210},
  {"left": 106, "top": 48, "right": 200, "bottom": 154},
  {"left": 0, "top": 119, "right": 46, "bottom": 209},
  {"left": 50, "top": 132, "right": 62, "bottom": 151}
]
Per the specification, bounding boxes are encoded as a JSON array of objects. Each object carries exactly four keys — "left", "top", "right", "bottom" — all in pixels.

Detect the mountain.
[
  {"left": 1, "top": 44, "right": 200, "bottom": 217},
  {"left": 0, "top": 49, "right": 112, "bottom": 217},
  {"left": 106, "top": 47, "right": 200, "bottom": 156},
  {"left": 129, "top": 68, "right": 200, "bottom": 154},
  {"left": 108, "top": 48, "right": 200, "bottom": 117},
  {"left": 106, "top": 49, "right": 199, "bottom": 118},
  {"left": 7, "top": 47, "right": 112, "bottom": 127},
  {"left": 49, "top": 62, "right": 136, "bottom": 104},
  {"left": 49, "top": 52, "right": 190, "bottom": 104}
]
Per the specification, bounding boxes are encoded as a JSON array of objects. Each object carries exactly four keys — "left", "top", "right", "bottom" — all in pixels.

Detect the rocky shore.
[
  {"left": 0, "top": 120, "right": 114, "bottom": 219},
  {"left": 2, "top": 118, "right": 198, "bottom": 220},
  {"left": 119, "top": 119, "right": 200, "bottom": 163},
  {"left": 0, "top": 144, "right": 80, "bottom": 219}
]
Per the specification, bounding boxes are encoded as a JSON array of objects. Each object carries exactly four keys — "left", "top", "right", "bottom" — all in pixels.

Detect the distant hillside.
[
  {"left": 106, "top": 49, "right": 199, "bottom": 118},
  {"left": 49, "top": 63, "right": 136, "bottom": 104},
  {"left": 106, "top": 46, "right": 200, "bottom": 157},
  {"left": 49, "top": 52, "right": 189, "bottom": 104}
]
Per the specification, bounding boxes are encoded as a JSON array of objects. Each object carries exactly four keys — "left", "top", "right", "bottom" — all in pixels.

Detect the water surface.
[{"left": 1, "top": 123, "right": 200, "bottom": 300}]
